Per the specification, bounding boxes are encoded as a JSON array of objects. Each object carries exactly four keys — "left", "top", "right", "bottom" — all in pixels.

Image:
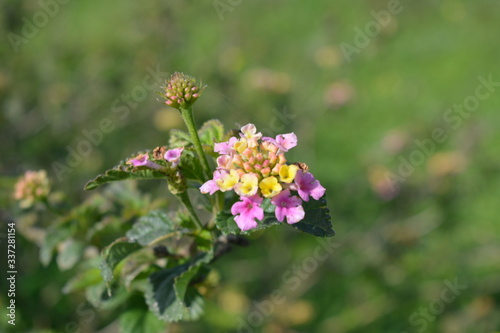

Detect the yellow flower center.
[
  {"left": 235, "top": 173, "right": 259, "bottom": 196},
  {"left": 259, "top": 176, "right": 282, "bottom": 198},
  {"left": 234, "top": 140, "right": 248, "bottom": 154},
  {"left": 279, "top": 164, "right": 298, "bottom": 183},
  {"left": 216, "top": 170, "right": 239, "bottom": 191}
]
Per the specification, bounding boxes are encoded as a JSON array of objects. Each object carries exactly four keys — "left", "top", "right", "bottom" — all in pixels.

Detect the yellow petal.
[
  {"left": 259, "top": 176, "right": 282, "bottom": 198},
  {"left": 279, "top": 164, "right": 299, "bottom": 183}
]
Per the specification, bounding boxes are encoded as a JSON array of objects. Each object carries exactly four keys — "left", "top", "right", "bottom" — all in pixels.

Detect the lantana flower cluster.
[
  {"left": 200, "top": 124, "right": 325, "bottom": 231},
  {"left": 14, "top": 170, "right": 50, "bottom": 208}
]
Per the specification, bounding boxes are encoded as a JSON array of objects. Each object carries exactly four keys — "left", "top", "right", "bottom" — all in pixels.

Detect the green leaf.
[
  {"left": 193, "top": 230, "right": 213, "bottom": 252},
  {"left": 84, "top": 151, "right": 167, "bottom": 191},
  {"left": 86, "top": 216, "right": 125, "bottom": 244},
  {"left": 63, "top": 268, "right": 103, "bottom": 294},
  {"left": 126, "top": 210, "right": 178, "bottom": 246},
  {"left": 85, "top": 282, "right": 130, "bottom": 310},
  {"left": 103, "top": 181, "right": 150, "bottom": 209},
  {"left": 100, "top": 238, "right": 142, "bottom": 283},
  {"left": 119, "top": 309, "right": 167, "bottom": 333},
  {"left": 145, "top": 252, "right": 213, "bottom": 322},
  {"left": 198, "top": 119, "right": 224, "bottom": 146},
  {"left": 169, "top": 129, "right": 192, "bottom": 148},
  {"left": 261, "top": 197, "right": 276, "bottom": 213},
  {"left": 178, "top": 148, "right": 204, "bottom": 182},
  {"left": 40, "top": 226, "right": 75, "bottom": 266},
  {"left": 57, "top": 239, "right": 86, "bottom": 271},
  {"left": 177, "top": 211, "right": 196, "bottom": 229},
  {"left": 215, "top": 211, "right": 243, "bottom": 235},
  {"left": 290, "top": 195, "right": 335, "bottom": 237}
]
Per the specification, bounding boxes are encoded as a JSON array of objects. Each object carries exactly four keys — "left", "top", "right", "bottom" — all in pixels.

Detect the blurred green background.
[{"left": 1, "top": 0, "right": 500, "bottom": 332}]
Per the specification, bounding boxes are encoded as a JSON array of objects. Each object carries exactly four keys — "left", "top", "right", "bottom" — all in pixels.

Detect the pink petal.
[
  {"left": 287, "top": 194, "right": 302, "bottom": 207},
  {"left": 164, "top": 147, "right": 184, "bottom": 167},
  {"left": 216, "top": 155, "right": 231, "bottom": 169},
  {"left": 310, "top": 183, "right": 326, "bottom": 200},
  {"left": 247, "top": 194, "right": 264, "bottom": 205},
  {"left": 165, "top": 147, "right": 183, "bottom": 160},
  {"left": 213, "top": 170, "right": 223, "bottom": 181},
  {"left": 284, "top": 205, "right": 305, "bottom": 224},
  {"left": 271, "top": 189, "right": 304, "bottom": 223},
  {"left": 277, "top": 133, "right": 297, "bottom": 151},
  {"left": 298, "top": 189, "right": 310, "bottom": 202},
  {"left": 270, "top": 188, "right": 289, "bottom": 206},
  {"left": 214, "top": 137, "right": 237, "bottom": 154},
  {"left": 262, "top": 137, "right": 277, "bottom": 146},
  {"left": 200, "top": 180, "right": 219, "bottom": 195},
  {"left": 234, "top": 215, "right": 258, "bottom": 231},
  {"left": 128, "top": 154, "right": 149, "bottom": 166},
  {"left": 231, "top": 196, "right": 264, "bottom": 231},
  {"left": 214, "top": 142, "right": 229, "bottom": 154},
  {"left": 275, "top": 206, "right": 285, "bottom": 222},
  {"left": 240, "top": 123, "right": 256, "bottom": 137},
  {"left": 253, "top": 206, "right": 264, "bottom": 221},
  {"left": 294, "top": 171, "right": 325, "bottom": 201},
  {"left": 231, "top": 200, "right": 248, "bottom": 216}
]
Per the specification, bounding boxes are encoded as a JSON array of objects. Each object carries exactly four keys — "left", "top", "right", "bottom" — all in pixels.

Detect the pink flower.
[
  {"left": 200, "top": 180, "right": 219, "bottom": 195},
  {"left": 240, "top": 123, "right": 262, "bottom": 148},
  {"left": 231, "top": 195, "right": 264, "bottom": 231},
  {"left": 214, "top": 137, "right": 238, "bottom": 155},
  {"left": 216, "top": 155, "right": 232, "bottom": 169},
  {"left": 291, "top": 170, "right": 326, "bottom": 202},
  {"left": 262, "top": 133, "right": 297, "bottom": 153},
  {"left": 14, "top": 170, "right": 50, "bottom": 208},
  {"left": 271, "top": 189, "right": 305, "bottom": 224},
  {"left": 200, "top": 170, "right": 223, "bottom": 195},
  {"left": 164, "top": 147, "right": 184, "bottom": 167},
  {"left": 127, "top": 154, "right": 162, "bottom": 170},
  {"left": 240, "top": 123, "right": 262, "bottom": 140}
]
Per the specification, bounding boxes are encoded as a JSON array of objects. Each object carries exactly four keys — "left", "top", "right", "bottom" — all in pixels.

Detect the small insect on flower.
[
  {"left": 200, "top": 123, "right": 326, "bottom": 231},
  {"left": 294, "top": 162, "right": 309, "bottom": 173}
]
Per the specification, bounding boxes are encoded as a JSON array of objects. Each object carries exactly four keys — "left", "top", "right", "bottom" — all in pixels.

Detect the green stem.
[
  {"left": 216, "top": 192, "right": 224, "bottom": 212},
  {"left": 180, "top": 106, "right": 212, "bottom": 181},
  {"left": 176, "top": 191, "right": 203, "bottom": 230},
  {"left": 179, "top": 106, "right": 224, "bottom": 223},
  {"left": 148, "top": 230, "right": 182, "bottom": 246},
  {"left": 41, "top": 197, "right": 63, "bottom": 215}
]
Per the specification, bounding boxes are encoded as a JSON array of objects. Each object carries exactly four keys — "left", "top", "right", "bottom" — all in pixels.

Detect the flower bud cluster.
[
  {"left": 14, "top": 170, "right": 50, "bottom": 208},
  {"left": 161, "top": 72, "right": 206, "bottom": 109}
]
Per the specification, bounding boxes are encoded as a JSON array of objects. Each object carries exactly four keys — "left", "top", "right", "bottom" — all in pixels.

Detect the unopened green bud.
[{"left": 167, "top": 169, "right": 187, "bottom": 194}]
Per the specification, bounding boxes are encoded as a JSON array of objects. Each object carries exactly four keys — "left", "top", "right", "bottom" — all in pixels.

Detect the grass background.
[{"left": 1, "top": 0, "right": 500, "bottom": 332}]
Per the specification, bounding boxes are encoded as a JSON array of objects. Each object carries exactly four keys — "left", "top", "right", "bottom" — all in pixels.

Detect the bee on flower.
[{"left": 200, "top": 123, "right": 326, "bottom": 231}]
